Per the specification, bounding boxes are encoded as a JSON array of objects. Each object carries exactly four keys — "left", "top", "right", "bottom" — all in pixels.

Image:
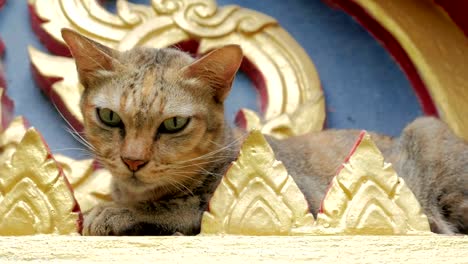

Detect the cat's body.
[{"left": 61, "top": 29, "right": 467, "bottom": 236}]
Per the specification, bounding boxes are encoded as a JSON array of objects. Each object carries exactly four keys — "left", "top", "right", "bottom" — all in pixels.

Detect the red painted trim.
[
  {"left": 30, "top": 63, "right": 84, "bottom": 132},
  {"left": 28, "top": 4, "right": 72, "bottom": 57},
  {"left": 0, "top": 88, "right": 14, "bottom": 129},
  {"left": 326, "top": 0, "right": 439, "bottom": 117},
  {"left": 319, "top": 130, "right": 366, "bottom": 213},
  {"left": 0, "top": 0, "right": 5, "bottom": 10},
  {"left": 435, "top": 0, "right": 468, "bottom": 37},
  {"left": 35, "top": 128, "right": 83, "bottom": 234}
]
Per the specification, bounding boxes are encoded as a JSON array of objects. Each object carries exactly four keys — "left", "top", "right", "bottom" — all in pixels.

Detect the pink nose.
[{"left": 121, "top": 157, "right": 148, "bottom": 172}]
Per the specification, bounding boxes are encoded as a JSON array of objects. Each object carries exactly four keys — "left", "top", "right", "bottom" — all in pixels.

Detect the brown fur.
[{"left": 61, "top": 29, "right": 467, "bottom": 235}]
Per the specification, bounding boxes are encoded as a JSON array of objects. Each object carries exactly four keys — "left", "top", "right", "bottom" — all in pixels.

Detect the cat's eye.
[
  {"left": 159, "top": 117, "right": 190, "bottom": 134},
  {"left": 97, "top": 108, "right": 122, "bottom": 127}
]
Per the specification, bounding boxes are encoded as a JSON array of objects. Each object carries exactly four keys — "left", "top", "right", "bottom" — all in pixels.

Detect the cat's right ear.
[{"left": 61, "top": 28, "right": 119, "bottom": 87}]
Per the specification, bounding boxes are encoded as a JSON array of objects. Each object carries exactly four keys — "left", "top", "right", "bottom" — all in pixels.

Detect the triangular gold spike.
[
  {"left": 316, "top": 131, "right": 431, "bottom": 235},
  {"left": 201, "top": 130, "right": 314, "bottom": 235},
  {"left": 54, "top": 155, "right": 113, "bottom": 213},
  {"left": 0, "top": 128, "right": 81, "bottom": 235}
]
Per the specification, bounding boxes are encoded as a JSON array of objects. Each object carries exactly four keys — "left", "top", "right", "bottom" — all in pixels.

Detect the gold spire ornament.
[
  {"left": 54, "top": 155, "right": 113, "bottom": 213},
  {"left": 28, "top": 0, "right": 325, "bottom": 138},
  {"left": 315, "top": 131, "right": 431, "bottom": 235},
  {"left": 0, "top": 128, "right": 82, "bottom": 235},
  {"left": 201, "top": 130, "right": 315, "bottom": 235}
]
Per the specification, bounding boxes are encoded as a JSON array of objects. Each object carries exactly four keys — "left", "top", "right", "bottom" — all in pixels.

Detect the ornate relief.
[
  {"left": 54, "top": 155, "right": 112, "bottom": 213},
  {"left": 316, "top": 131, "right": 430, "bottom": 235},
  {"left": 201, "top": 130, "right": 430, "bottom": 235},
  {"left": 28, "top": 0, "right": 325, "bottom": 139},
  {"left": 0, "top": 128, "right": 81, "bottom": 235},
  {"left": 201, "top": 130, "right": 315, "bottom": 235}
]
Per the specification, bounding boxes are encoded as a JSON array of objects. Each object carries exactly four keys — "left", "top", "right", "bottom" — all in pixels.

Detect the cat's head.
[{"left": 62, "top": 29, "right": 243, "bottom": 193}]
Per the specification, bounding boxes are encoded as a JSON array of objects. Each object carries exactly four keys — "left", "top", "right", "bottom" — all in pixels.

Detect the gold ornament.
[
  {"left": 28, "top": 0, "right": 325, "bottom": 139},
  {"left": 0, "top": 116, "right": 28, "bottom": 165},
  {"left": 201, "top": 130, "right": 315, "bottom": 235},
  {"left": 351, "top": 0, "right": 468, "bottom": 140},
  {"left": 54, "top": 155, "right": 113, "bottom": 213},
  {"left": 315, "top": 131, "right": 431, "bottom": 235},
  {"left": 0, "top": 128, "right": 81, "bottom": 235}
]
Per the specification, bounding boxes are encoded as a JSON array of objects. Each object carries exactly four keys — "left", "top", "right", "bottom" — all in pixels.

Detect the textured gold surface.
[
  {"left": 353, "top": 0, "right": 468, "bottom": 140},
  {"left": 0, "top": 128, "right": 80, "bottom": 235},
  {"left": 201, "top": 130, "right": 315, "bottom": 235},
  {"left": 0, "top": 116, "right": 28, "bottom": 165},
  {"left": 29, "top": 0, "right": 325, "bottom": 138},
  {"left": 316, "top": 131, "right": 430, "bottom": 235},
  {"left": 1, "top": 236, "right": 467, "bottom": 263},
  {"left": 54, "top": 155, "right": 112, "bottom": 213}
]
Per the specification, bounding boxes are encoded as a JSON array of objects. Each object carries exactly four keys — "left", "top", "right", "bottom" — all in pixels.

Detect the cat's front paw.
[{"left": 82, "top": 203, "right": 136, "bottom": 236}]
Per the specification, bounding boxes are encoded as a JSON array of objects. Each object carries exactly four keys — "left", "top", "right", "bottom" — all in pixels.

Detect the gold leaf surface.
[
  {"left": 54, "top": 155, "right": 112, "bottom": 213},
  {"left": 0, "top": 128, "right": 81, "bottom": 235},
  {"left": 29, "top": 0, "right": 325, "bottom": 138},
  {"left": 315, "top": 131, "right": 431, "bottom": 235},
  {"left": 201, "top": 130, "right": 315, "bottom": 235}
]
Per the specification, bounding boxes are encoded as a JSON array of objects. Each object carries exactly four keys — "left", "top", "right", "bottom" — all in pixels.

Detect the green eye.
[
  {"left": 159, "top": 117, "right": 190, "bottom": 133},
  {"left": 97, "top": 108, "right": 122, "bottom": 127}
]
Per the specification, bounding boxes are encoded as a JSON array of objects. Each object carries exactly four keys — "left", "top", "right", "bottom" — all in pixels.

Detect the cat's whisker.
[{"left": 173, "top": 136, "right": 244, "bottom": 165}]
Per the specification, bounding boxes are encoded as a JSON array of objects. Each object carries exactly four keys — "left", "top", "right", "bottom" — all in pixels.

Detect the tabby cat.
[{"left": 61, "top": 29, "right": 467, "bottom": 235}]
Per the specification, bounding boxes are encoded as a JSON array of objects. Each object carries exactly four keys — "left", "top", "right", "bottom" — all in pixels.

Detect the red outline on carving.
[
  {"left": 34, "top": 127, "right": 84, "bottom": 234},
  {"left": 318, "top": 130, "right": 366, "bottom": 213},
  {"left": 325, "top": 0, "right": 438, "bottom": 116},
  {"left": 435, "top": 0, "right": 468, "bottom": 37},
  {"left": 31, "top": 64, "right": 84, "bottom": 132},
  {"left": 28, "top": 4, "right": 72, "bottom": 57}
]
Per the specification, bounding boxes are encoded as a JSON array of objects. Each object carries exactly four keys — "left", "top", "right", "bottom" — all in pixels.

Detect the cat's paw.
[{"left": 82, "top": 203, "right": 136, "bottom": 236}]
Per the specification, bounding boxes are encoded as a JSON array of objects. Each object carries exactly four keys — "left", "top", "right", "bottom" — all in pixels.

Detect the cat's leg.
[
  {"left": 396, "top": 117, "right": 468, "bottom": 234},
  {"left": 83, "top": 196, "right": 204, "bottom": 236}
]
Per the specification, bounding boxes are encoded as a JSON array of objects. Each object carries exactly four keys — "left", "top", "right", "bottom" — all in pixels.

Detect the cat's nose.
[{"left": 121, "top": 157, "right": 148, "bottom": 172}]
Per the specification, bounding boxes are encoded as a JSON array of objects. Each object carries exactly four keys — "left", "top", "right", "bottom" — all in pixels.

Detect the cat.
[{"left": 61, "top": 28, "right": 468, "bottom": 236}]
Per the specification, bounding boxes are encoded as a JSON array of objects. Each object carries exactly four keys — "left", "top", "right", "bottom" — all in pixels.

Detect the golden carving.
[
  {"left": 351, "top": 0, "right": 468, "bottom": 140},
  {"left": 0, "top": 116, "right": 28, "bottom": 165},
  {"left": 315, "top": 131, "right": 431, "bottom": 235},
  {"left": 201, "top": 130, "right": 315, "bottom": 235},
  {"left": 0, "top": 128, "right": 81, "bottom": 235},
  {"left": 29, "top": 0, "right": 325, "bottom": 138},
  {"left": 54, "top": 155, "right": 113, "bottom": 213}
]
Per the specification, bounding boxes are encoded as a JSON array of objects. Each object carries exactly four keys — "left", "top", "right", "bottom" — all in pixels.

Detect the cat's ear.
[
  {"left": 61, "top": 28, "right": 119, "bottom": 87},
  {"left": 183, "top": 45, "right": 243, "bottom": 102}
]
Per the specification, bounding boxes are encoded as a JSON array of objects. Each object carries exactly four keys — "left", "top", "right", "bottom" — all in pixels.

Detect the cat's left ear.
[{"left": 183, "top": 45, "right": 243, "bottom": 102}]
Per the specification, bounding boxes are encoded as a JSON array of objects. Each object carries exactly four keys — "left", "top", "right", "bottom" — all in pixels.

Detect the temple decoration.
[
  {"left": 328, "top": 0, "right": 468, "bottom": 141},
  {"left": 315, "top": 131, "right": 430, "bottom": 235},
  {"left": 28, "top": 0, "right": 325, "bottom": 139},
  {"left": 0, "top": 116, "right": 27, "bottom": 165},
  {"left": 201, "top": 130, "right": 315, "bottom": 235},
  {"left": 54, "top": 155, "right": 112, "bottom": 213},
  {"left": 0, "top": 128, "right": 82, "bottom": 235}
]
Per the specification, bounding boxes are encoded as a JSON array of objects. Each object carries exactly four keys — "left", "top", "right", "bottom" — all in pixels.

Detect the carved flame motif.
[
  {"left": 28, "top": 0, "right": 325, "bottom": 139},
  {"left": 316, "top": 131, "right": 431, "bottom": 235},
  {"left": 0, "top": 128, "right": 81, "bottom": 235},
  {"left": 54, "top": 155, "right": 113, "bottom": 213},
  {"left": 201, "top": 130, "right": 315, "bottom": 235}
]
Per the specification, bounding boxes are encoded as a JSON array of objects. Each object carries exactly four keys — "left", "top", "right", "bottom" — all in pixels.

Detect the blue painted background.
[{"left": 0, "top": 0, "right": 422, "bottom": 158}]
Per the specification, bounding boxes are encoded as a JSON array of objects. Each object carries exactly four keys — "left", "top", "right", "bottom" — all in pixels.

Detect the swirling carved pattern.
[
  {"left": 29, "top": 0, "right": 324, "bottom": 139},
  {"left": 0, "top": 128, "right": 81, "bottom": 235},
  {"left": 201, "top": 130, "right": 315, "bottom": 235},
  {"left": 315, "top": 131, "right": 430, "bottom": 235}
]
